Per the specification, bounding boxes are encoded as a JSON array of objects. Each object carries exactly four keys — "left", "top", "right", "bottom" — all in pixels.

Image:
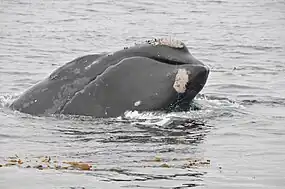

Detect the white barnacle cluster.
[
  {"left": 146, "top": 38, "right": 184, "bottom": 49},
  {"left": 173, "top": 69, "right": 190, "bottom": 93}
]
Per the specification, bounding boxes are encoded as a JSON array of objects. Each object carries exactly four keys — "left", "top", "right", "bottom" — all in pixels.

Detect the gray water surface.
[{"left": 1, "top": 0, "right": 285, "bottom": 188}]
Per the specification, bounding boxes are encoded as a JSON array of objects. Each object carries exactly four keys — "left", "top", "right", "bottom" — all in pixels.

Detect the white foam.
[{"left": 0, "top": 94, "right": 19, "bottom": 108}]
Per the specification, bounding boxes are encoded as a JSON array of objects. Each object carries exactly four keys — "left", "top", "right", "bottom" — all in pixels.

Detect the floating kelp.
[
  {"left": 0, "top": 155, "right": 95, "bottom": 171},
  {"left": 0, "top": 155, "right": 210, "bottom": 171}
]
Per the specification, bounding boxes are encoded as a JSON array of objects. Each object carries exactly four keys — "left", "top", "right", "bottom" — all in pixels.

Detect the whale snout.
[
  {"left": 178, "top": 63, "right": 209, "bottom": 101},
  {"left": 191, "top": 64, "right": 210, "bottom": 86}
]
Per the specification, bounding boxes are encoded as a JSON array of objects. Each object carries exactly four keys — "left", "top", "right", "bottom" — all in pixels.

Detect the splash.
[
  {"left": 195, "top": 94, "right": 245, "bottom": 109},
  {"left": 0, "top": 94, "right": 19, "bottom": 108},
  {"left": 121, "top": 94, "right": 245, "bottom": 126}
]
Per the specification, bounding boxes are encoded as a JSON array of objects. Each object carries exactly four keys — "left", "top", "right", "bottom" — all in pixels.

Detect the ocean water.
[{"left": 0, "top": 0, "right": 285, "bottom": 188}]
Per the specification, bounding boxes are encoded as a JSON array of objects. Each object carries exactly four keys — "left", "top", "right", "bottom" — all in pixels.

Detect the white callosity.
[
  {"left": 145, "top": 38, "right": 184, "bottom": 49},
  {"left": 173, "top": 69, "right": 190, "bottom": 93}
]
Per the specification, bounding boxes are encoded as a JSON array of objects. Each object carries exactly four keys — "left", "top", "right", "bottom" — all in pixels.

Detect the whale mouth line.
[{"left": 151, "top": 57, "right": 188, "bottom": 65}]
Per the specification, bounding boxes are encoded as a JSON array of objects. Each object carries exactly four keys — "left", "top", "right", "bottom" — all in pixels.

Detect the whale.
[{"left": 9, "top": 38, "right": 209, "bottom": 118}]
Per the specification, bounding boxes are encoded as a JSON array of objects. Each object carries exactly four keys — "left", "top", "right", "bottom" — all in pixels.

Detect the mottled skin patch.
[
  {"left": 44, "top": 77, "right": 90, "bottom": 114},
  {"left": 10, "top": 54, "right": 104, "bottom": 115}
]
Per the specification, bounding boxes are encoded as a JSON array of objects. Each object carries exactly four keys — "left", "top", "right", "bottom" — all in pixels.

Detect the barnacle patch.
[
  {"left": 173, "top": 69, "right": 190, "bottom": 93},
  {"left": 146, "top": 38, "right": 184, "bottom": 49}
]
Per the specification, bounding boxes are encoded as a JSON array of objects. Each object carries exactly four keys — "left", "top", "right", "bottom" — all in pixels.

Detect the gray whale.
[{"left": 10, "top": 38, "right": 209, "bottom": 118}]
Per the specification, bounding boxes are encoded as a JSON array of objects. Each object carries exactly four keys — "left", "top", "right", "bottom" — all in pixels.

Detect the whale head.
[
  {"left": 130, "top": 38, "right": 210, "bottom": 110},
  {"left": 9, "top": 38, "right": 210, "bottom": 117}
]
